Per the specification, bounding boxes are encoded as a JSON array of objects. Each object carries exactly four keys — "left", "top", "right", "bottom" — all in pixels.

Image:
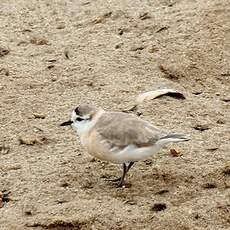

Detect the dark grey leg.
[
  {"left": 106, "top": 162, "right": 135, "bottom": 183},
  {"left": 116, "top": 163, "right": 127, "bottom": 187},
  {"left": 127, "top": 162, "right": 134, "bottom": 171},
  {"left": 116, "top": 162, "right": 135, "bottom": 187},
  {"left": 107, "top": 162, "right": 134, "bottom": 187}
]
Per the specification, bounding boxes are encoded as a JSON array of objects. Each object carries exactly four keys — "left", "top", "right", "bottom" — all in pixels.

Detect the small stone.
[
  {"left": 0, "top": 68, "right": 9, "bottom": 76},
  {"left": 206, "top": 147, "right": 218, "bottom": 152},
  {"left": 0, "top": 47, "right": 10, "bottom": 57},
  {"left": 92, "top": 17, "right": 104, "bottom": 24},
  {"left": 92, "top": 12, "right": 112, "bottom": 24},
  {"left": 144, "top": 159, "right": 152, "bottom": 165},
  {"left": 8, "top": 165, "right": 21, "bottom": 170},
  {"left": 103, "top": 12, "right": 112, "bottom": 18},
  {"left": 0, "top": 144, "right": 10, "bottom": 155},
  {"left": 86, "top": 81, "right": 94, "bottom": 87},
  {"left": 56, "top": 24, "right": 65, "bottom": 29},
  {"left": 81, "top": 179, "right": 94, "bottom": 189},
  {"left": 0, "top": 192, "right": 3, "bottom": 208},
  {"left": 130, "top": 45, "right": 146, "bottom": 51},
  {"left": 203, "top": 183, "right": 217, "bottom": 189},
  {"left": 18, "top": 136, "right": 48, "bottom": 145},
  {"left": 223, "top": 166, "right": 230, "bottom": 175},
  {"left": 170, "top": 148, "right": 182, "bottom": 157},
  {"left": 33, "top": 113, "right": 46, "bottom": 119},
  {"left": 46, "top": 59, "right": 56, "bottom": 63},
  {"left": 25, "top": 210, "right": 32, "bottom": 216},
  {"left": 139, "top": 12, "right": 151, "bottom": 20},
  {"left": 60, "top": 182, "right": 69, "bottom": 188},
  {"left": 82, "top": 1, "right": 90, "bottom": 5},
  {"left": 89, "top": 157, "right": 97, "bottom": 162},
  {"left": 47, "top": 65, "right": 55, "bottom": 69},
  {"left": 64, "top": 49, "right": 70, "bottom": 59},
  {"left": 33, "top": 127, "right": 43, "bottom": 133},
  {"left": 155, "top": 189, "right": 169, "bottom": 195},
  {"left": 136, "top": 111, "right": 143, "bottom": 116},
  {"left": 122, "top": 183, "right": 132, "bottom": 188},
  {"left": 118, "top": 28, "right": 124, "bottom": 35},
  {"left": 194, "top": 213, "right": 200, "bottom": 219},
  {"left": 159, "top": 64, "right": 184, "bottom": 80},
  {"left": 56, "top": 199, "right": 67, "bottom": 204},
  {"left": 221, "top": 98, "right": 230, "bottom": 102},
  {"left": 224, "top": 181, "right": 230, "bottom": 188},
  {"left": 193, "top": 124, "right": 210, "bottom": 131},
  {"left": 30, "top": 37, "right": 49, "bottom": 45},
  {"left": 51, "top": 76, "right": 57, "bottom": 82},
  {"left": 1, "top": 191, "right": 10, "bottom": 203},
  {"left": 115, "top": 43, "right": 123, "bottom": 49},
  {"left": 156, "top": 26, "right": 169, "bottom": 33},
  {"left": 192, "top": 91, "right": 202, "bottom": 95},
  {"left": 151, "top": 203, "right": 167, "bottom": 212},
  {"left": 216, "top": 118, "right": 226, "bottom": 124},
  {"left": 124, "top": 200, "right": 137, "bottom": 205},
  {"left": 117, "top": 27, "right": 130, "bottom": 35},
  {"left": 21, "top": 28, "right": 32, "bottom": 33},
  {"left": 148, "top": 46, "right": 159, "bottom": 53},
  {"left": 17, "top": 40, "right": 28, "bottom": 46},
  {"left": 23, "top": 204, "right": 36, "bottom": 216}
]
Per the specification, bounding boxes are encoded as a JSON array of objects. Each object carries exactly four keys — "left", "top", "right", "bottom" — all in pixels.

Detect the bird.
[{"left": 60, "top": 104, "right": 190, "bottom": 187}]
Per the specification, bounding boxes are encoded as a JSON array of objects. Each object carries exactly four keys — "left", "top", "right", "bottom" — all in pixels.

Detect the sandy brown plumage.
[{"left": 94, "top": 112, "right": 168, "bottom": 148}]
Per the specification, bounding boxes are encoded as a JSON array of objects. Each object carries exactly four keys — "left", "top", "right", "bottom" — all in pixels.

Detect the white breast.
[{"left": 72, "top": 120, "right": 93, "bottom": 136}]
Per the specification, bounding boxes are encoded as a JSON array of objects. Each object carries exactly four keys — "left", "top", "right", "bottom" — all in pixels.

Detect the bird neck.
[{"left": 75, "top": 109, "right": 105, "bottom": 136}]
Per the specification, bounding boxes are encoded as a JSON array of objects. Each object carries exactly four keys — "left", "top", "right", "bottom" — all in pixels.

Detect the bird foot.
[{"left": 105, "top": 177, "right": 122, "bottom": 182}]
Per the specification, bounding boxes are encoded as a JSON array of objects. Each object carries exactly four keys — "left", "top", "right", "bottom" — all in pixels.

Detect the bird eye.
[
  {"left": 75, "top": 107, "right": 79, "bottom": 115},
  {"left": 76, "top": 117, "right": 84, "bottom": 122}
]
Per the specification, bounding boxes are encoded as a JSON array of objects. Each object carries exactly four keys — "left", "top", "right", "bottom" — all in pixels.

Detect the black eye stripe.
[{"left": 76, "top": 117, "right": 84, "bottom": 121}]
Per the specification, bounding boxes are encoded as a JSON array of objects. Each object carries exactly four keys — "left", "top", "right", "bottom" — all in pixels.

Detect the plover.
[{"left": 61, "top": 104, "right": 190, "bottom": 187}]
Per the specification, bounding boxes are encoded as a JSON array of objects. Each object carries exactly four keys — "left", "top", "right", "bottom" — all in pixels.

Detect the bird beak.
[{"left": 60, "top": 120, "right": 73, "bottom": 126}]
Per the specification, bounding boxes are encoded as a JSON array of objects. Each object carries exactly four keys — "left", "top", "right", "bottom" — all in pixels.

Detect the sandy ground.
[{"left": 0, "top": 0, "right": 230, "bottom": 229}]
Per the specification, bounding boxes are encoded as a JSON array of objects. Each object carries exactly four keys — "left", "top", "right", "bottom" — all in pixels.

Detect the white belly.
[
  {"left": 80, "top": 131, "right": 162, "bottom": 163},
  {"left": 109, "top": 144, "right": 162, "bottom": 163}
]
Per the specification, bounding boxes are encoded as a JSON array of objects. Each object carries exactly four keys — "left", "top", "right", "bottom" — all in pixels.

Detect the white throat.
[{"left": 72, "top": 109, "right": 104, "bottom": 136}]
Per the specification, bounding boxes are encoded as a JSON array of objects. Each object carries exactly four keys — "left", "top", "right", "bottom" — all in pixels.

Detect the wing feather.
[{"left": 94, "top": 112, "right": 165, "bottom": 148}]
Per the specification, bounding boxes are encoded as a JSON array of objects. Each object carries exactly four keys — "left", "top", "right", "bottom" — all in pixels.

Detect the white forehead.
[{"left": 71, "top": 110, "right": 77, "bottom": 121}]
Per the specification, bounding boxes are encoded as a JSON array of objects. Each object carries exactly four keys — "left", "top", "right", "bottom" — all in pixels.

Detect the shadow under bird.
[{"left": 61, "top": 104, "right": 190, "bottom": 187}]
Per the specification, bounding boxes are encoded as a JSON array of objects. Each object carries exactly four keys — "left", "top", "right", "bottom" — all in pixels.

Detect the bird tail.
[{"left": 157, "top": 133, "right": 190, "bottom": 146}]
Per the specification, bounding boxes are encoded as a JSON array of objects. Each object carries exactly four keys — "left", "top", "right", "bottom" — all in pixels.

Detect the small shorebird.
[{"left": 61, "top": 104, "right": 190, "bottom": 187}]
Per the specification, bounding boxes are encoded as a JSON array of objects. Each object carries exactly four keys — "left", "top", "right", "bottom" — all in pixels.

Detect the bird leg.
[
  {"left": 127, "top": 162, "right": 134, "bottom": 173},
  {"left": 107, "top": 177, "right": 122, "bottom": 182},
  {"left": 116, "top": 162, "right": 134, "bottom": 187},
  {"left": 105, "top": 162, "right": 134, "bottom": 186}
]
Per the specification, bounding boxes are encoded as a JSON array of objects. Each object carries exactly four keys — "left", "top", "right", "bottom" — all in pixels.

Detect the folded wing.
[{"left": 95, "top": 112, "right": 166, "bottom": 148}]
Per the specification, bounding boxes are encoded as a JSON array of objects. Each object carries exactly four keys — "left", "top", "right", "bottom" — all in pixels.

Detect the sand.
[{"left": 0, "top": 0, "right": 229, "bottom": 229}]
